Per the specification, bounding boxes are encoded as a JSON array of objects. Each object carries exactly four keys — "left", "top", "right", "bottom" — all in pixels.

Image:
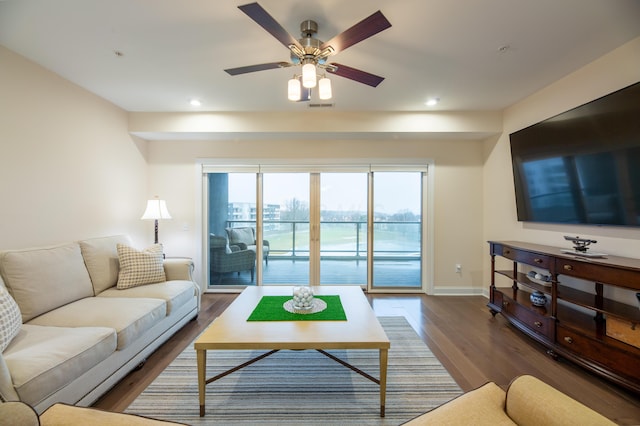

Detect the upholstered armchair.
[
  {"left": 225, "top": 227, "right": 270, "bottom": 265},
  {"left": 209, "top": 234, "right": 256, "bottom": 283}
]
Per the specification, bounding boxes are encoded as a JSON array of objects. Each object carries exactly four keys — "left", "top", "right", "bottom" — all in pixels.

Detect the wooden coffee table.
[{"left": 195, "top": 285, "right": 390, "bottom": 417}]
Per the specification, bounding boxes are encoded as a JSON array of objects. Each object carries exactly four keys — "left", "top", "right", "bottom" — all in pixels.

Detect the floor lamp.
[{"left": 141, "top": 197, "right": 172, "bottom": 244}]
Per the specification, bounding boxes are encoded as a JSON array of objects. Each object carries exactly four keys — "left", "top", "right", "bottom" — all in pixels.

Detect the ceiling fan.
[{"left": 224, "top": 2, "right": 392, "bottom": 100}]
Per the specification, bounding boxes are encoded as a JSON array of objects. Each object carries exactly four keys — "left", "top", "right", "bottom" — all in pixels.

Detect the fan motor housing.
[{"left": 299, "top": 20, "right": 323, "bottom": 55}]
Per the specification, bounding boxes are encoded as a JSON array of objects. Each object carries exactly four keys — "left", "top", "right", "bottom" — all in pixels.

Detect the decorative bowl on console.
[
  {"left": 530, "top": 291, "right": 547, "bottom": 307},
  {"left": 527, "top": 271, "right": 552, "bottom": 287}
]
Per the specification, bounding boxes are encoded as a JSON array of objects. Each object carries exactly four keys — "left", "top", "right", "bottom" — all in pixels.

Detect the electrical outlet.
[{"left": 455, "top": 264, "right": 462, "bottom": 273}]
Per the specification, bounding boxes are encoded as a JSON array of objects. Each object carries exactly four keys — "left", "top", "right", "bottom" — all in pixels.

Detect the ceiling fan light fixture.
[
  {"left": 318, "top": 76, "right": 332, "bottom": 100},
  {"left": 302, "top": 62, "right": 317, "bottom": 88},
  {"left": 288, "top": 77, "right": 301, "bottom": 101}
]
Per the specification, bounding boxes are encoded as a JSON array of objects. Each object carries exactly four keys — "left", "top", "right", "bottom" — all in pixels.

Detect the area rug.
[{"left": 125, "top": 316, "right": 462, "bottom": 425}]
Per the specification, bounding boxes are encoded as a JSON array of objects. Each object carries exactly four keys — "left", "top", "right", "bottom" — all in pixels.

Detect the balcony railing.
[{"left": 227, "top": 219, "right": 420, "bottom": 260}]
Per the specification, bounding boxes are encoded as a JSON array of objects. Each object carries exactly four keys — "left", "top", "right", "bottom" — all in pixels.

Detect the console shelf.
[{"left": 488, "top": 241, "right": 640, "bottom": 393}]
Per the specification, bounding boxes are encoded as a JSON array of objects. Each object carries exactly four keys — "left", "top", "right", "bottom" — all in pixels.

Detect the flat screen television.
[{"left": 509, "top": 81, "right": 640, "bottom": 227}]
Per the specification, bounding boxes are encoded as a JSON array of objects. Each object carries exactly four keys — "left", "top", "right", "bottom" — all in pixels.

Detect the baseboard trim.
[{"left": 431, "top": 287, "right": 489, "bottom": 297}]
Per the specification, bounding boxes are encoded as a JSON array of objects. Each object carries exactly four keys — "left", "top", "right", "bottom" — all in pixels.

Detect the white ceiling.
[{"left": 1, "top": 0, "right": 639, "bottom": 113}]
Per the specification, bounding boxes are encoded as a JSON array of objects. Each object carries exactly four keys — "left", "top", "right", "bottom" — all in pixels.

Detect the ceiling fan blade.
[
  {"left": 327, "top": 63, "right": 385, "bottom": 87},
  {"left": 320, "top": 10, "right": 391, "bottom": 55},
  {"left": 224, "top": 62, "right": 292, "bottom": 76},
  {"left": 238, "top": 2, "right": 303, "bottom": 51}
]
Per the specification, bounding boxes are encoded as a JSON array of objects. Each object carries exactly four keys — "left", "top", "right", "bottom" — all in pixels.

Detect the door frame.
[{"left": 196, "top": 159, "right": 435, "bottom": 294}]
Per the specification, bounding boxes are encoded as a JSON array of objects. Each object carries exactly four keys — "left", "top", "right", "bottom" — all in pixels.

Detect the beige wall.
[
  {"left": 0, "top": 46, "right": 150, "bottom": 249},
  {"left": 483, "top": 36, "right": 640, "bottom": 302},
  {"left": 147, "top": 138, "right": 485, "bottom": 293}
]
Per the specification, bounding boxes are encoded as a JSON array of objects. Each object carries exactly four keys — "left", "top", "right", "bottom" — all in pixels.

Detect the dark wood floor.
[{"left": 93, "top": 292, "right": 640, "bottom": 424}]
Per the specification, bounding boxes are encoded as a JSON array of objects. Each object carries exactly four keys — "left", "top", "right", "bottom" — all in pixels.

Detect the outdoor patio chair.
[
  {"left": 226, "top": 227, "right": 270, "bottom": 265},
  {"left": 210, "top": 234, "right": 256, "bottom": 283}
]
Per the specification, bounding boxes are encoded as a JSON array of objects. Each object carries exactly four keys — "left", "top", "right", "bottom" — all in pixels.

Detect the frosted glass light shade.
[
  {"left": 288, "top": 78, "right": 301, "bottom": 101},
  {"left": 302, "top": 63, "right": 317, "bottom": 88},
  {"left": 318, "top": 77, "right": 332, "bottom": 100},
  {"left": 141, "top": 199, "right": 172, "bottom": 220}
]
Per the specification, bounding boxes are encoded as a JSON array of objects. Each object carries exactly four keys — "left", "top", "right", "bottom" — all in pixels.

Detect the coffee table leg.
[
  {"left": 197, "top": 349, "right": 206, "bottom": 417},
  {"left": 379, "top": 348, "right": 388, "bottom": 417}
]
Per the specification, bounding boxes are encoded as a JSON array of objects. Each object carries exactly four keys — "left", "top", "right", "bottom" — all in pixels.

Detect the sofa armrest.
[
  {"left": 0, "top": 401, "right": 39, "bottom": 426},
  {"left": 163, "top": 258, "right": 194, "bottom": 281},
  {"left": 505, "top": 375, "right": 616, "bottom": 426},
  {"left": 40, "top": 403, "right": 188, "bottom": 425},
  {"left": 402, "top": 382, "right": 514, "bottom": 426}
]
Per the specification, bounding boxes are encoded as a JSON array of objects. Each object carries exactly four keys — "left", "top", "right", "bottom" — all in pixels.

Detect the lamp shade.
[
  {"left": 301, "top": 62, "right": 317, "bottom": 88},
  {"left": 141, "top": 199, "right": 172, "bottom": 220},
  {"left": 318, "top": 76, "right": 332, "bottom": 100},
  {"left": 288, "top": 78, "right": 301, "bottom": 101}
]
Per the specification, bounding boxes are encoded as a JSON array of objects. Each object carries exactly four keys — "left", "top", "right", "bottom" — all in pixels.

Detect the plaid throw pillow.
[
  {"left": 116, "top": 244, "right": 166, "bottom": 289},
  {"left": 0, "top": 279, "right": 22, "bottom": 352}
]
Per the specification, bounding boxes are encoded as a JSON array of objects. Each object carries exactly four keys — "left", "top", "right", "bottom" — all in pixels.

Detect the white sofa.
[{"left": 0, "top": 235, "right": 200, "bottom": 414}]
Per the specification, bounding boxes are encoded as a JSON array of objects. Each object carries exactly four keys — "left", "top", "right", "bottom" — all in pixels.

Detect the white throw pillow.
[
  {"left": 116, "top": 244, "right": 166, "bottom": 289},
  {"left": 0, "top": 276, "right": 21, "bottom": 352},
  {"left": 228, "top": 227, "right": 255, "bottom": 246}
]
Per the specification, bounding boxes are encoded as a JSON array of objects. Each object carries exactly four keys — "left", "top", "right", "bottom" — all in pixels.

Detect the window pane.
[
  {"left": 208, "top": 173, "right": 257, "bottom": 286},
  {"left": 319, "top": 173, "right": 368, "bottom": 284},
  {"left": 372, "top": 172, "right": 422, "bottom": 288},
  {"left": 262, "top": 173, "right": 310, "bottom": 285}
]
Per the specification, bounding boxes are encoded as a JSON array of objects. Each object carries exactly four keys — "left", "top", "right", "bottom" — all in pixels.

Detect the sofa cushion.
[
  {"left": 505, "top": 375, "right": 616, "bottom": 426},
  {"left": 402, "top": 382, "right": 515, "bottom": 426},
  {"left": 3, "top": 324, "right": 116, "bottom": 407},
  {"left": 26, "top": 298, "right": 166, "bottom": 350},
  {"left": 97, "top": 280, "right": 196, "bottom": 316},
  {"left": 0, "top": 277, "right": 21, "bottom": 352},
  {"left": 0, "top": 243, "right": 94, "bottom": 322},
  {"left": 116, "top": 244, "right": 166, "bottom": 289},
  {"left": 79, "top": 235, "right": 132, "bottom": 295},
  {"left": 1, "top": 351, "right": 20, "bottom": 402}
]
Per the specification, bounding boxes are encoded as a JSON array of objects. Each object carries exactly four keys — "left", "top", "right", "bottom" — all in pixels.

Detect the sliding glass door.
[
  {"left": 262, "top": 173, "right": 310, "bottom": 285},
  {"left": 371, "top": 172, "right": 422, "bottom": 289},
  {"left": 203, "top": 164, "right": 429, "bottom": 291},
  {"left": 207, "top": 172, "right": 258, "bottom": 286},
  {"left": 318, "top": 172, "right": 368, "bottom": 284}
]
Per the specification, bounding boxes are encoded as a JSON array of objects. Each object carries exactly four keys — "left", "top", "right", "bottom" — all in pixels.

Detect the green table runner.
[{"left": 247, "top": 295, "right": 346, "bottom": 321}]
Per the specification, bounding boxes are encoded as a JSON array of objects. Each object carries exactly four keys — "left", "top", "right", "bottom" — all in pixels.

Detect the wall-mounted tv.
[{"left": 509, "top": 81, "right": 640, "bottom": 227}]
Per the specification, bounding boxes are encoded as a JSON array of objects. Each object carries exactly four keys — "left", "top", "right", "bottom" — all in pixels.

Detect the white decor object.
[
  {"left": 292, "top": 286, "right": 314, "bottom": 310},
  {"left": 283, "top": 298, "right": 327, "bottom": 315}
]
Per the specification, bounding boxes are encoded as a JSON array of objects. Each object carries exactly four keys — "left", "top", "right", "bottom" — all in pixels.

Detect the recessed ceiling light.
[
  {"left": 425, "top": 98, "right": 439, "bottom": 107},
  {"left": 189, "top": 99, "right": 202, "bottom": 107}
]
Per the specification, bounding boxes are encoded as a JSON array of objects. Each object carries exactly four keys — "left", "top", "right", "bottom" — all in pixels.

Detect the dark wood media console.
[{"left": 488, "top": 241, "right": 640, "bottom": 393}]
